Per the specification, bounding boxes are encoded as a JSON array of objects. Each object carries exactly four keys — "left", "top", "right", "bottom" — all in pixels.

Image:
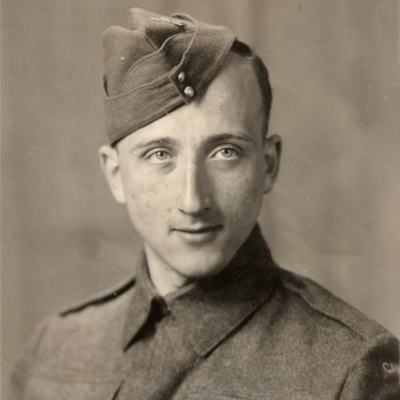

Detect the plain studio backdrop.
[{"left": 2, "top": 0, "right": 399, "bottom": 391}]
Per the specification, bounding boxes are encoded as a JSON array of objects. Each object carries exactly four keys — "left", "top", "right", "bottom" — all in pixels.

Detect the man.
[{"left": 9, "top": 8, "right": 399, "bottom": 400}]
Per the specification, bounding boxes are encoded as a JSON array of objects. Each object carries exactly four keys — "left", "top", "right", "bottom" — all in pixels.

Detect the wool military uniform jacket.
[{"left": 9, "top": 226, "right": 400, "bottom": 400}]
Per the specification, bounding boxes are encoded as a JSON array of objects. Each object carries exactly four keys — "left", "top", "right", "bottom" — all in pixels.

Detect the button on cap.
[
  {"left": 184, "top": 86, "right": 194, "bottom": 97},
  {"left": 178, "top": 72, "right": 185, "bottom": 83}
]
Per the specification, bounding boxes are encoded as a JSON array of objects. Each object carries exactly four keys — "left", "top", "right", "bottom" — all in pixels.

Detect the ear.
[
  {"left": 98, "top": 145, "right": 126, "bottom": 204},
  {"left": 263, "top": 134, "right": 282, "bottom": 194}
]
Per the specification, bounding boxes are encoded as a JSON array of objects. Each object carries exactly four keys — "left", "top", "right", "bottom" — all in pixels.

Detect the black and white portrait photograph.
[{"left": 2, "top": 1, "right": 399, "bottom": 399}]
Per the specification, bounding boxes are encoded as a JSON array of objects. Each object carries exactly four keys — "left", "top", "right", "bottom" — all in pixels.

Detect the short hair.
[{"left": 231, "top": 40, "right": 273, "bottom": 137}]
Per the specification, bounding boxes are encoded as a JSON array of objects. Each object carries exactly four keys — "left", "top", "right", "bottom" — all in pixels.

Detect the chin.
[{"left": 171, "top": 252, "right": 231, "bottom": 280}]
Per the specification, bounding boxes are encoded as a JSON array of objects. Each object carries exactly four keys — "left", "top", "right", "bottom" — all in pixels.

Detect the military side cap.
[{"left": 102, "top": 8, "right": 236, "bottom": 145}]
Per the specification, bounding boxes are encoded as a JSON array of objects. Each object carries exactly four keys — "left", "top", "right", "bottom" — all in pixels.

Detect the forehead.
[{"left": 119, "top": 54, "right": 264, "bottom": 147}]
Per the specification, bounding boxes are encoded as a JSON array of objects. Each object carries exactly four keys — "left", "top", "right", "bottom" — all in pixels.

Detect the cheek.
[
  {"left": 220, "top": 167, "right": 264, "bottom": 200},
  {"left": 122, "top": 175, "right": 170, "bottom": 221},
  {"left": 217, "top": 171, "right": 264, "bottom": 214}
]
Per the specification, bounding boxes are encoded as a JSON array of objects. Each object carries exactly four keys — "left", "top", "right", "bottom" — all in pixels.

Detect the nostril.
[
  {"left": 178, "top": 195, "right": 211, "bottom": 215},
  {"left": 178, "top": 163, "right": 212, "bottom": 214}
]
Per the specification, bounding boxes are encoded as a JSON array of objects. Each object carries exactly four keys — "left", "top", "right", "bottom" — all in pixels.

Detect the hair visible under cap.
[{"left": 231, "top": 40, "right": 273, "bottom": 138}]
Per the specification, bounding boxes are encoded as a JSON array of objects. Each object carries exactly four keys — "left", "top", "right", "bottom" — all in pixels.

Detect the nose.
[{"left": 177, "top": 160, "right": 211, "bottom": 215}]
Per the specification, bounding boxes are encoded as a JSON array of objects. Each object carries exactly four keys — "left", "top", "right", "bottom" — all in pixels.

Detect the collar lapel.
[{"left": 121, "top": 250, "right": 159, "bottom": 351}]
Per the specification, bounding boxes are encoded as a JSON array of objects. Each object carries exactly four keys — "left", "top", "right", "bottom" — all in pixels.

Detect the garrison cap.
[{"left": 102, "top": 8, "right": 236, "bottom": 145}]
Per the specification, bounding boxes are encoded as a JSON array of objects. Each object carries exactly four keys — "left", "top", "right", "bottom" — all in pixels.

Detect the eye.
[
  {"left": 213, "top": 147, "right": 240, "bottom": 159},
  {"left": 146, "top": 149, "right": 173, "bottom": 163},
  {"left": 153, "top": 151, "right": 169, "bottom": 160}
]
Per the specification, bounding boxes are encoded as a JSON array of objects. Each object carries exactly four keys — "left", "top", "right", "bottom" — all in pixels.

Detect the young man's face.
[{"left": 100, "top": 54, "right": 280, "bottom": 287}]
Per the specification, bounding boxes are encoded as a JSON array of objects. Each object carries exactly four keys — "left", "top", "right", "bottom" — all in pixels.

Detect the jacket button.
[
  {"left": 184, "top": 86, "right": 194, "bottom": 97},
  {"left": 178, "top": 72, "right": 185, "bottom": 83}
]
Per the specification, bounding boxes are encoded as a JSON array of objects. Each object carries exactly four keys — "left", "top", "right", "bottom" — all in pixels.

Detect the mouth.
[
  {"left": 172, "top": 225, "right": 223, "bottom": 243},
  {"left": 175, "top": 226, "right": 222, "bottom": 234}
]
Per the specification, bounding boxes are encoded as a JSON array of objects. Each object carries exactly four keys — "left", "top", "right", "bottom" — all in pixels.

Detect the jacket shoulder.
[
  {"left": 9, "top": 276, "right": 137, "bottom": 397},
  {"left": 46, "top": 274, "right": 137, "bottom": 346},
  {"left": 275, "top": 268, "right": 399, "bottom": 396},
  {"left": 60, "top": 274, "right": 136, "bottom": 317},
  {"left": 278, "top": 267, "right": 394, "bottom": 341},
  {"left": 27, "top": 276, "right": 136, "bottom": 376}
]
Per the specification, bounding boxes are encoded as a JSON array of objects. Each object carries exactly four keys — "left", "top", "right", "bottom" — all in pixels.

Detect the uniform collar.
[
  {"left": 122, "top": 224, "right": 280, "bottom": 356},
  {"left": 121, "top": 253, "right": 160, "bottom": 350}
]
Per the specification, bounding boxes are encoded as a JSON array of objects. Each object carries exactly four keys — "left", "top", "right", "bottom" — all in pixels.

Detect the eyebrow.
[
  {"left": 206, "top": 132, "right": 256, "bottom": 145},
  {"left": 129, "top": 137, "right": 179, "bottom": 153}
]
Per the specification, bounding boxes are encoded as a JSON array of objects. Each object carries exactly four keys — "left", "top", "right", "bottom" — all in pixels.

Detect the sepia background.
[{"left": 2, "top": 0, "right": 399, "bottom": 390}]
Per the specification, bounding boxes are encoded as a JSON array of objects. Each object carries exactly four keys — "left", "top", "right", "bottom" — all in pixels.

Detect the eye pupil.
[{"left": 222, "top": 149, "right": 233, "bottom": 157}]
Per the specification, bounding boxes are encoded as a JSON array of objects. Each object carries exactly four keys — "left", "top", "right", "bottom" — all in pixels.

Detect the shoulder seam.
[
  {"left": 278, "top": 268, "right": 383, "bottom": 342},
  {"left": 60, "top": 276, "right": 136, "bottom": 317},
  {"left": 296, "top": 288, "right": 367, "bottom": 342}
]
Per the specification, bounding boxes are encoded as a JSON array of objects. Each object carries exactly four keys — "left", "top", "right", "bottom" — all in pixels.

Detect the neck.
[{"left": 143, "top": 244, "right": 193, "bottom": 297}]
